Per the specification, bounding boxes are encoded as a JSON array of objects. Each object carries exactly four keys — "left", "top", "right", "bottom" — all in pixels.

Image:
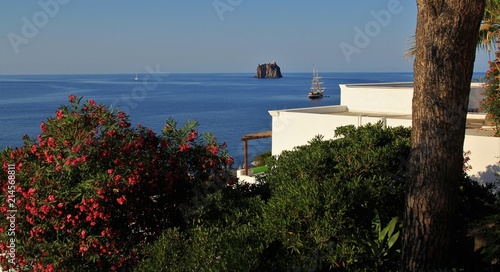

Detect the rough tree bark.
[{"left": 401, "top": 1, "right": 484, "bottom": 271}]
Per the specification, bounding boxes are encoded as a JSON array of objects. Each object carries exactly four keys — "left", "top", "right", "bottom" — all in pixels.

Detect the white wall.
[
  {"left": 269, "top": 106, "right": 499, "bottom": 184},
  {"left": 464, "top": 134, "right": 500, "bottom": 187},
  {"left": 269, "top": 107, "right": 358, "bottom": 155},
  {"left": 269, "top": 106, "right": 413, "bottom": 156},
  {"left": 340, "top": 83, "right": 413, "bottom": 114},
  {"left": 269, "top": 82, "right": 496, "bottom": 183},
  {"left": 469, "top": 83, "right": 485, "bottom": 111},
  {"left": 340, "top": 82, "right": 485, "bottom": 113}
]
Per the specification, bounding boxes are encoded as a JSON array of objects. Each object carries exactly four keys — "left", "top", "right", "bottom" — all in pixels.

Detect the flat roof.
[
  {"left": 329, "top": 110, "right": 412, "bottom": 119},
  {"left": 270, "top": 105, "right": 494, "bottom": 137},
  {"left": 466, "top": 128, "right": 496, "bottom": 137},
  {"left": 342, "top": 82, "right": 484, "bottom": 88},
  {"left": 343, "top": 82, "right": 414, "bottom": 88}
]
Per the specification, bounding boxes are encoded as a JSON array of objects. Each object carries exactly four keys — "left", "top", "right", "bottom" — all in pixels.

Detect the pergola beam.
[{"left": 241, "top": 131, "right": 272, "bottom": 175}]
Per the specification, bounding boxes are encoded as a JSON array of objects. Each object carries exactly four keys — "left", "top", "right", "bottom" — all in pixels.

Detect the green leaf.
[
  {"left": 387, "top": 230, "right": 400, "bottom": 249},
  {"left": 386, "top": 216, "right": 399, "bottom": 238}
]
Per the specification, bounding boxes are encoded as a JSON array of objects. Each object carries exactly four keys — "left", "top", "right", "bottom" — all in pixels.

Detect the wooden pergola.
[{"left": 241, "top": 131, "right": 272, "bottom": 175}]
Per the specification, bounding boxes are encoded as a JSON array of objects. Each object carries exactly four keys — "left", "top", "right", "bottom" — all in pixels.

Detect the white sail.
[{"left": 308, "top": 68, "right": 325, "bottom": 99}]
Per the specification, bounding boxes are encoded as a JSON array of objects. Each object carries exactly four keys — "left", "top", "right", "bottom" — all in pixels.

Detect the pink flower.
[
  {"left": 30, "top": 145, "right": 37, "bottom": 154},
  {"left": 27, "top": 188, "right": 36, "bottom": 196},
  {"left": 47, "top": 137, "right": 56, "bottom": 148},
  {"left": 69, "top": 94, "right": 77, "bottom": 103},
  {"left": 226, "top": 157, "right": 234, "bottom": 166},
  {"left": 46, "top": 264, "right": 55, "bottom": 272},
  {"left": 40, "top": 122, "right": 47, "bottom": 132},
  {"left": 97, "top": 189, "right": 105, "bottom": 196},
  {"left": 187, "top": 130, "right": 198, "bottom": 142},
  {"left": 116, "top": 195, "right": 126, "bottom": 205},
  {"left": 44, "top": 151, "right": 54, "bottom": 163},
  {"left": 56, "top": 110, "right": 64, "bottom": 120},
  {"left": 208, "top": 145, "right": 219, "bottom": 155},
  {"left": 40, "top": 204, "right": 50, "bottom": 214},
  {"left": 128, "top": 176, "right": 137, "bottom": 186},
  {"left": 79, "top": 244, "right": 88, "bottom": 256},
  {"left": 71, "top": 145, "right": 81, "bottom": 153},
  {"left": 107, "top": 169, "right": 113, "bottom": 175},
  {"left": 179, "top": 144, "right": 190, "bottom": 152}
]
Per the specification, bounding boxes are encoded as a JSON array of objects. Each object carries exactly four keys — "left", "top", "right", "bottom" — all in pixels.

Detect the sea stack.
[{"left": 255, "top": 61, "right": 283, "bottom": 78}]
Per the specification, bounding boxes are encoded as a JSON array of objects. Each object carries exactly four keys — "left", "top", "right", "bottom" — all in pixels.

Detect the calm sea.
[{"left": 0, "top": 72, "right": 420, "bottom": 166}]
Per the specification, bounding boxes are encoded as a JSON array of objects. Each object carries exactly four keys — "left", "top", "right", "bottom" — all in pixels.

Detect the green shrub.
[
  {"left": 136, "top": 123, "right": 411, "bottom": 272},
  {"left": 253, "top": 150, "right": 272, "bottom": 167},
  {"left": 135, "top": 182, "right": 268, "bottom": 271},
  {"left": 475, "top": 197, "right": 500, "bottom": 268},
  {"left": 0, "top": 96, "right": 234, "bottom": 271},
  {"left": 259, "top": 123, "right": 411, "bottom": 271},
  {"left": 134, "top": 123, "right": 498, "bottom": 271},
  {"left": 459, "top": 178, "right": 500, "bottom": 271}
]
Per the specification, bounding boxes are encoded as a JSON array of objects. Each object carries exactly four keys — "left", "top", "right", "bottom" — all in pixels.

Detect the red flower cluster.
[
  {"left": 481, "top": 52, "right": 500, "bottom": 136},
  {"left": 56, "top": 110, "right": 64, "bottom": 120},
  {"left": 0, "top": 96, "right": 234, "bottom": 271}
]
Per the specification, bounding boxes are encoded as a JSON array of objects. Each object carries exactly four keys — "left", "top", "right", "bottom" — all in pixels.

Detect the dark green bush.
[
  {"left": 458, "top": 179, "right": 500, "bottom": 271},
  {"left": 259, "top": 123, "right": 411, "bottom": 271},
  {"left": 135, "top": 182, "right": 268, "bottom": 271},
  {"left": 136, "top": 123, "right": 411, "bottom": 271},
  {"left": 253, "top": 150, "right": 272, "bottom": 167},
  {"left": 134, "top": 123, "right": 498, "bottom": 271}
]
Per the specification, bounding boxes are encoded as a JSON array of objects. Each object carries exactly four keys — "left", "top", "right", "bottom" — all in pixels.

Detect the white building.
[{"left": 263, "top": 82, "right": 499, "bottom": 185}]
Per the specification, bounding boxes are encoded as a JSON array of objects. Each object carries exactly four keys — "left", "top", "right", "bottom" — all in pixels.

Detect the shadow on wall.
[{"left": 474, "top": 163, "right": 500, "bottom": 192}]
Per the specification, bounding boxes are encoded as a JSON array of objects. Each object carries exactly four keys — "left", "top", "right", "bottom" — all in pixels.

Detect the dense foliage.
[
  {"left": 137, "top": 123, "right": 499, "bottom": 271},
  {"left": 482, "top": 53, "right": 500, "bottom": 135},
  {"left": 258, "top": 124, "right": 411, "bottom": 271},
  {"left": 0, "top": 96, "right": 234, "bottom": 271},
  {"left": 136, "top": 124, "right": 412, "bottom": 271},
  {"left": 1, "top": 98, "right": 497, "bottom": 271}
]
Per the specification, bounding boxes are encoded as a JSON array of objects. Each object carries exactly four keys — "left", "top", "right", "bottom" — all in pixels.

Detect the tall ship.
[{"left": 308, "top": 68, "right": 325, "bottom": 99}]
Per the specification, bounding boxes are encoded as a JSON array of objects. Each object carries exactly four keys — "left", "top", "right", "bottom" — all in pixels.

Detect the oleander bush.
[
  {"left": 482, "top": 55, "right": 500, "bottom": 135},
  {"left": 0, "top": 96, "right": 234, "bottom": 271}
]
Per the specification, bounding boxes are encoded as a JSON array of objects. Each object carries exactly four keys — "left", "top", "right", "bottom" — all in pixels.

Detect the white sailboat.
[
  {"left": 134, "top": 73, "right": 138, "bottom": 81},
  {"left": 308, "top": 68, "right": 325, "bottom": 99}
]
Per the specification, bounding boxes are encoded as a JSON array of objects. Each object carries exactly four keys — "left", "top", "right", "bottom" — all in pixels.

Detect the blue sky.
[{"left": 0, "top": 0, "right": 492, "bottom": 74}]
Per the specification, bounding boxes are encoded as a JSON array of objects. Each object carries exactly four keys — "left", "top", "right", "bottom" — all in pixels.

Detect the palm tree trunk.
[{"left": 401, "top": 1, "right": 485, "bottom": 271}]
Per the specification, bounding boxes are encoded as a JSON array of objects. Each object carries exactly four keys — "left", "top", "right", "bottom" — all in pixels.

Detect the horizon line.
[{"left": 0, "top": 71, "right": 424, "bottom": 77}]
